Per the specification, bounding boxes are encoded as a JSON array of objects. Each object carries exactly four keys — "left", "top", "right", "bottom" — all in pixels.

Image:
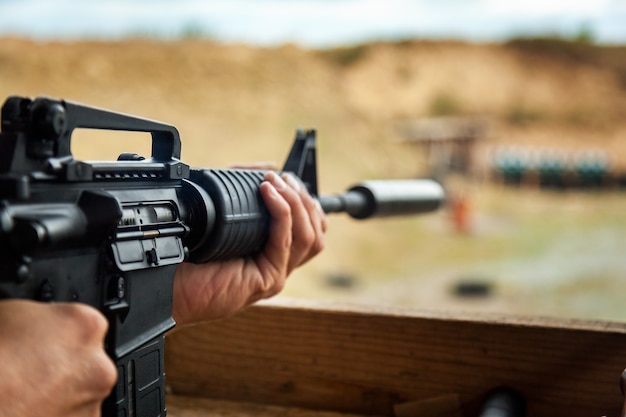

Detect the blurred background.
[{"left": 1, "top": 0, "right": 625, "bottom": 321}]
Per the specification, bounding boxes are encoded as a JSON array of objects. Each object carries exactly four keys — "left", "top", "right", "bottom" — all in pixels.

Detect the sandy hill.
[{"left": 1, "top": 38, "right": 624, "bottom": 178}]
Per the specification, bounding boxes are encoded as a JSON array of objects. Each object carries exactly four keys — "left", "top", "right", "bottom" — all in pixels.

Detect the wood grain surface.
[
  {"left": 167, "top": 395, "right": 381, "bottom": 417},
  {"left": 165, "top": 299, "right": 626, "bottom": 416}
]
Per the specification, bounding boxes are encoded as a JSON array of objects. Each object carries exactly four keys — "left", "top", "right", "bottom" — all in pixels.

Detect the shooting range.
[{"left": 1, "top": 2, "right": 626, "bottom": 416}]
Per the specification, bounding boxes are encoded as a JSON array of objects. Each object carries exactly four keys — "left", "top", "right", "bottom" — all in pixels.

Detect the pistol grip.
[{"left": 103, "top": 336, "right": 167, "bottom": 417}]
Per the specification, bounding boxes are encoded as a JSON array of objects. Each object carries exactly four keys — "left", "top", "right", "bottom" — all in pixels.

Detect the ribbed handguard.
[{"left": 186, "top": 168, "right": 269, "bottom": 263}]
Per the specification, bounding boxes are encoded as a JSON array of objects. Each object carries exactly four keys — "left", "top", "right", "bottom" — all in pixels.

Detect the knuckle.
[
  {"left": 280, "top": 229, "right": 293, "bottom": 251},
  {"left": 266, "top": 279, "right": 286, "bottom": 297},
  {"left": 257, "top": 276, "right": 286, "bottom": 300},
  {"left": 65, "top": 303, "right": 109, "bottom": 343},
  {"left": 281, "top": 202, "right": 292, "bottom": 218},
  {"left": 77, "top": 350, "right": 117, "bottom": 400},
  {"left": 272, "top": 194, "right": 291, "bottom": 218},
  {"left": 314, "top": 237, "right": 325, "bottom": 254},
  {"left": 91, "top": 353, "right": 118, "bottom": 396},
  {"left": 299, "top": 227, "right": 316, "bottom": 247},
  {"left": 57, "top": 307, "right": 116, "bottom": 399}
]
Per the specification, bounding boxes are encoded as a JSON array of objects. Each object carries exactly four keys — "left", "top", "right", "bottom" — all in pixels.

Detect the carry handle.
[{"left": 27, "top": 97, "right": 182, "bottom": 161}]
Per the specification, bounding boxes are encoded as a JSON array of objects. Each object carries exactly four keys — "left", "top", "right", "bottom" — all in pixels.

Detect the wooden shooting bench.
[{"left": 164, "top": 298, "right": 626, "bottom": 417}]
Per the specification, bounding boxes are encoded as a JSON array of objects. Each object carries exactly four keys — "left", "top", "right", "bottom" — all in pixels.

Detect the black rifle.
[{"left": 0, "top": 96, "right": 444, "bottom": 417}]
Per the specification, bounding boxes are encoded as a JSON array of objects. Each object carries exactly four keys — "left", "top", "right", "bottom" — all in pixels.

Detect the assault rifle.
[{"left": 0, "top": 96, "right": 444, "bottom": 417}]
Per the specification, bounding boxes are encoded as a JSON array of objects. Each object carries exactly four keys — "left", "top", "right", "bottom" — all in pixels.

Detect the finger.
[
  {"left": 78, "top": 347, "right": 117, "bottom": 401},
  {"left": 257, "top": 171, "right": 292, "bottom": 277},
  {"left": 303, "top": 197, "right": 327, "bottom": 262},
  {"left": 59, "top": 304, "right": 117, "bottom": 399},
  {"left": 279, "top": 174, "right": 322, "bottom": 271},
  {"left": 283, "top": 174, "right": 326, "bottom": 265},
  {"left": 290, "top": 176, "right": 327, "bottom": 235},
  {"left": 315, "top": 199, "right": 328, "bottom": 233}
]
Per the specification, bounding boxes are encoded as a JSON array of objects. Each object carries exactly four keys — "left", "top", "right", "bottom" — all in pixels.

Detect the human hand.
[
  {"left": 0, "top": 300, "right": 116, "bottom": 417},
  {"left": 172, "top": 170, "right": 327, "bottom": 326}
]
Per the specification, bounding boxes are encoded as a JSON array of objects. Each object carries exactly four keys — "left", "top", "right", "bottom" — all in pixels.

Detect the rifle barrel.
[{"left": 318, "top": 179, "right": 445, "bottom": 219}]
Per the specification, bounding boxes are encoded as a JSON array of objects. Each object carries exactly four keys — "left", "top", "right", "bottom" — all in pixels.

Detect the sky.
[{"left": 0, "top": 0, "right": 624, "bottom": 47}]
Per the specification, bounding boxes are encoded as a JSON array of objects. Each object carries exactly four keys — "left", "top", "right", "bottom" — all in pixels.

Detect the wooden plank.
[
  {"left": 165, "top": 298, "right": 626, "bottom": 416},
  {"left": 167, "top": 395, "right": 380, "bottom": 417}
]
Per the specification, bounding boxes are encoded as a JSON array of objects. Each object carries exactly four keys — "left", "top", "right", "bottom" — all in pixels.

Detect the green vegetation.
[
  {"left": 178, "top": 22, "right": 213, "bottom": 40},
  {"left": 429, "top": 92, "right": 464, "bottom": 116},
  {"left": 317, "top": 44, "right": 371, "bottom": 67}
]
